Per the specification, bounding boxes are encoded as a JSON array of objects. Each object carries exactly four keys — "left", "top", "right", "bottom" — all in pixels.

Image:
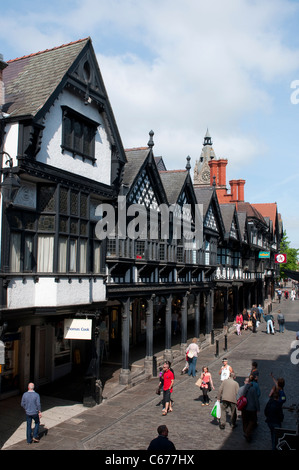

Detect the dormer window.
[{"left": 61, "top": 106, "right": 98, "bottom": 163}]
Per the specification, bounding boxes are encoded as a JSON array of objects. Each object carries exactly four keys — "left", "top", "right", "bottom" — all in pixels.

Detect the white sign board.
[{"left": 64, "top": 319, "right": 92, "bottom": 340}]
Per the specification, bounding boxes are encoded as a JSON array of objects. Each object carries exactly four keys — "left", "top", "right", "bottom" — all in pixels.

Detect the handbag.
[
  {"left": 195, "top": 377, "right": 202, "bottom": 388},
  {"left": 237, "top": 384, "right": 251, "bottom": 411},
  {"left": 237, "top": 395, "right": 247, "bottom": 411},
  {"left": 187, "top": 350, "right": 194, "bottom": 359}
]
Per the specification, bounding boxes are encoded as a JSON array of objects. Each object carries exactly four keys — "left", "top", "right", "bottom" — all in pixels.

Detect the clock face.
[{"left": 202, "top": 171, "right": 210, "bottom": 182}]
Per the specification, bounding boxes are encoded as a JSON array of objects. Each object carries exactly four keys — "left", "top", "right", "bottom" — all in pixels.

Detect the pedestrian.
[
  {"left": 181, "top": 353, "right": 189, "bottom": 375},
  {"left": 249, "top": 374, "right": 261, "bottom": 399},
  {"left": 198, "top": 366, "right": 214, "bottom": 406},
  {"left": 250, "top": 361, "right": 259, "bottom": 382},
  {"left": 21, "top": 382, "right": 42, "bottom": 444},
  {"left": 237, "top": 378, "right": 260, "bottom": 442},
  {"left": 269, "top": 374, "right": 286, "bottom": 406},
  {"left": 217, "top": 372, "right": 239, "bottom": 429},
  {"left": 186, "top": 337, "right": 200, "bottom": 377},
  {"left": 284, "top": 290, "right": 289, "bottom": 300},
  {"left": 263, "top": 312, "right": 275, "bottom": 334},
  {"left": 257, "top": 304, "right": 263, "bottom": 322},
  {"left": 242, "top": 308, "right": 249, "bottom": 330},
  {"left": 171, "top": 311, "right": 178, "bottom": 335},
  {"left": 159, "top": 361, "right": 174, "bottom": 415},
  {"left": 235, "top": 312, "right": 243, "bottom": 336},
  {"left": 291, "top": 289, "right": 295, "bottom": 301},
  {"left": 277, "top": 289, "right": 282, "bottom": 303},
  {"left": 277, "top": 310, "right": 285, "bottom": 333},
  {"left": 147, "top": 425, "right": 176, "bottom": 452},
  {"left": 251, "top": 309, "right": 257, "bottom": 333},
  {"left": 264, "top": 390, "right": 284, "bottom": 450},
  {"left": 219, "top": 358, "right": 233, "bottom": 381}
]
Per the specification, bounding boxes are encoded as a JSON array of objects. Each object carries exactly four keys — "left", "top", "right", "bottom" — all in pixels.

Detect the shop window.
[{"left": 54, "top": 321, "right": 71, "bottom": 367}]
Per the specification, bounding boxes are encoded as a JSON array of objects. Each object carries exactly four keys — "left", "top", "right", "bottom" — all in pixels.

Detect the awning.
[{"left": 283, "top": 269, "right": 299, "bottom": 281}]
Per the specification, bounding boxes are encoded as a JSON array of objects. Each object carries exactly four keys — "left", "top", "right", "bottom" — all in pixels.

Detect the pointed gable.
[
  {"left": 3, "top": 38, "right": 126, "bottom": 189},
  {"left": 220, "top": 203, "right": 241, "bottom": 241},
  {"left": 124, "top": 147, "right": 167, "bottom": 210},
  {"left": 194, "top": 186, "right": 225, "bottom": 237}
]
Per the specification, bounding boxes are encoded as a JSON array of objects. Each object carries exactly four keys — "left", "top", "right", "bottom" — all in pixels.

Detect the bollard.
[
  {"left": 224, "top": 334, "right": 228, "bottom": 352},
  {"left": 215, "top": 339, "right": 219, "bottom": 357},
  {"left": 153, "top": 355, "right": 157, "bottom": 377}
]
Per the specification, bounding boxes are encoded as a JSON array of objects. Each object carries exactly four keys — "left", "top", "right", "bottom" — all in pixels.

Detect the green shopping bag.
[{"left": 211, "top": 400, "right": 221, "bottom": 419}]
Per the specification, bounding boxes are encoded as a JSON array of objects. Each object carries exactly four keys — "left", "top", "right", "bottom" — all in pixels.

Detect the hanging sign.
[
  {"left": 64, "top": 319, "right": 92, "bottom": 340},
  {"left": 275, "top": 253, "right": 287, "bottom": 264},
  {"left": 259, "top": 251, "right": 270, "bottom": 258}
]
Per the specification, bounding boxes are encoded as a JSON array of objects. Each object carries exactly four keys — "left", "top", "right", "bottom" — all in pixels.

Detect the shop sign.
[
  {"left": 64, "top": 319, "right": 92, "bottom": 340},
  {"left": 275, "top": 253, "right": 287, "bottom": 264},
  {"left": 259, "top": 251, "right": 270, "bottom": 258}
]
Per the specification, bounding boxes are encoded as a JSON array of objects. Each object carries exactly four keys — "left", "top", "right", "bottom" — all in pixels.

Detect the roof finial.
[
  {"left": 186, "top": 155, "right": 191, "bottom": 172},
  {"left": 148, "top": 130, "right": 154, "bottom": 148}
]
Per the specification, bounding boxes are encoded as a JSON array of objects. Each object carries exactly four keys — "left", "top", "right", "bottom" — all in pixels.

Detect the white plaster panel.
[
  {"left": 38, "top": 90, "right": 111, "bottom": 185},
  {"left": 6, "top": 276, "right": 106, "bottom": 309},
  {"left": 2, "top": 122, "right": 19, "bottom": 166}
]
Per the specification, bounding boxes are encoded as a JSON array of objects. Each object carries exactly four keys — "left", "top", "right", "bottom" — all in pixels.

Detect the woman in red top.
[
  {"left": 199, "top": 366, "right": 214, "bottom": 405},
  {"left": 160, "top": 361, "right": 174, "bottom": 415},
  {"left": 236, "top": 312, "right": 243, "bottom": 336}
]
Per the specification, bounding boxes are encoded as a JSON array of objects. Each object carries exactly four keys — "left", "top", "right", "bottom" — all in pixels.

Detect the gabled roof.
[
  {"left": 237, "top": 211, "right": 248, "bottom": 243},
  {"left": 194, "top": 186, "right": 225, "bottom": 237},
  {"left": 3, "top": 38, "right": 89, "bottom": 119},
  {"left": 219, "top": 203, "right": 241, "bottom": 241},
  {"left": 251, "top": 203, "right": 278, "bottom": 236},
  {"left": 123, "top": 147, "right": 168, "bottom": 205},
  {"left": 123, "top": 148, "right": 150, "bottom": 187},
  {"left": 159, "top": 170, "right": 188, "bottom": 205},
  {"left": 237, "top": 201, "right": 266, "bottom": 225}
]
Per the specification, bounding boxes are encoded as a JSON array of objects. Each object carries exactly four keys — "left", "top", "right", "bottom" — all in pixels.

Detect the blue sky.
[{"left": 1, "top": 0, "right": 299, "bottom": 250}]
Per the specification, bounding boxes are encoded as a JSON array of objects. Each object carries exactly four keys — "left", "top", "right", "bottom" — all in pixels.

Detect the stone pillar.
[
  {"left": 206, "top": 289, "right": 214, "bottom": 343},
  {"left": 180, "top": 292, "right": 188, "bottom": 354},
  {"left": 164, "top": 294, "right": 173, "bottom": 363},
  {"left": 194, "top": 293, "right": 200, "bottom": 338},
  {"left": 144, "top": 295, "right": 154, "bottom": 374},
  {"left": 119, "top": 298, "right": 131, "bottom": 385},
  {"left": 223, "top": 288, "right": 228, "bottom": 326}
]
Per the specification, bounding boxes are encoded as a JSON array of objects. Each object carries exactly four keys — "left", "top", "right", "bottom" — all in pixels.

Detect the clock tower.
[{"left": 194, "top": 129, "right": 216, "bottom": 187}]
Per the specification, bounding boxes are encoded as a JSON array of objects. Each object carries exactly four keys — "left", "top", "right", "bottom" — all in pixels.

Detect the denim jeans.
[
  {"left": 279, "top": 322, "right": 285, "bottom": 333},
  {"left": 267, "top": 320, "right": 274, "bottom": 334},
  {"left": 188, "top": 357, "right": 197, "bottom": 377},
  {"left": 26, "top": 414, "right": 40, "bottom": 443}
]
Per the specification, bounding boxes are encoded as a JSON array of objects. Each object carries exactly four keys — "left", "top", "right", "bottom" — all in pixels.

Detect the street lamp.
[{"left": 0, "top": 152, "right": 20, "bottom": 204}]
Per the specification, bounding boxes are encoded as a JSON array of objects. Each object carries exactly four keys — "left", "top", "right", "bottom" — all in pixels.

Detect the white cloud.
[{"left": 1, "top": 0, "right": 299, "bottom": 248}]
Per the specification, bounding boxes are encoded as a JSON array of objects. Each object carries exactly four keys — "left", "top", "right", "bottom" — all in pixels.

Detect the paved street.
[{"left": 2, "top": 296, "right": 299, "bottom": 452}]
